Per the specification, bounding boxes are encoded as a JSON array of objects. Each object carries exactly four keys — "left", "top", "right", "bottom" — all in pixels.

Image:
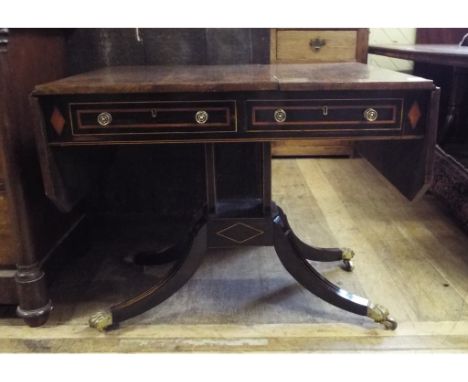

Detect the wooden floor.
[{"left": 1, "top": 158, "right": 468, "bottom": 352}]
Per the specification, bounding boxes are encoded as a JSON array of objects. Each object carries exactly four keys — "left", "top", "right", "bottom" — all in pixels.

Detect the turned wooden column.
[{"left": 0, "top": 29, "right": 86, "bottom": 326}]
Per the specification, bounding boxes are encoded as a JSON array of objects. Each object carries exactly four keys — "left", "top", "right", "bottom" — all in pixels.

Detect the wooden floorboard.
[{"left": 1, "top": 158, "right": 468, "bottom": 352}]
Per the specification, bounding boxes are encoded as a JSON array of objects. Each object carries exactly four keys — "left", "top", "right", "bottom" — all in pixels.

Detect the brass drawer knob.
[
  {"left": 309, "top": 38, "right": 326, "bottom": 51},
  {"left": 363, "top": 108, "right": 378, "bottom": 122},
  {"left": 274, "top": 108, "right": 287, "bottom": 123},
  {"left": 97, "top": 112, "right": 112, "bottom": 127},
  {"left": 195, "top": 110, "right": 209, "bottom": 124}
]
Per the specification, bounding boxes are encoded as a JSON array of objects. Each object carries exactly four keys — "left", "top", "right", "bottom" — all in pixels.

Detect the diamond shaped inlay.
[
  {"left": 50, "top": 106, "right": 65, "bottom": 135},
  {"left": 216, "top": 223, "right": 264, "bottom": 244},
  {"left": 408, "top": 101, "right": 422, "bottom": 129}
]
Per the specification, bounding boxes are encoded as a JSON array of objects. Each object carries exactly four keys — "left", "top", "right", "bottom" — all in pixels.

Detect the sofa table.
[{"left": 31, "top": 63, "right": 439, "bottom": 331}]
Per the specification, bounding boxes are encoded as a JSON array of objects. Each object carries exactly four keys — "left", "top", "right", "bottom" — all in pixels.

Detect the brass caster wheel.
[
  {"left": 89, "top": 310, "right": 113, "bottom": 332},
  {"left": 382, "top": 317, "right": 398, "bottom": 330},
  {"left": 342, "top": 259, "right": 354, "bottom": 272}
]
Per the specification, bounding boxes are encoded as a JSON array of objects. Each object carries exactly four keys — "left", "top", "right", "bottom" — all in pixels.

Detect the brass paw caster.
[
  {"left": 367, "top": 303, "right": 398, "bottom": 330},
  {"left": 341, "top": 248, "right": 355, "bottom": 272},
  {"left": 89, "top": 310, "right": 113, "bottom": 332}
]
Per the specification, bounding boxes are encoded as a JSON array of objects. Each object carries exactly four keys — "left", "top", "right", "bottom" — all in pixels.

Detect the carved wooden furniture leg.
[
  {"left": 89, "top": 219, "right": 207, "bottom": 331},
  {"left": 286, "top": 227, "right": 355, "bottom": 271},
  {"left": 272, "top": 206, "right": 397, "bottom": 330}
]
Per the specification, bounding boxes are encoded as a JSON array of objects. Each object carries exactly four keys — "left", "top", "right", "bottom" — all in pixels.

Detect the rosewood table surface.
[
  {"left": 34, "top": 62, "right": 433, "bottom": 94},
  {"left": 29, "top": 63, "right": 438, "bottom": 331}
]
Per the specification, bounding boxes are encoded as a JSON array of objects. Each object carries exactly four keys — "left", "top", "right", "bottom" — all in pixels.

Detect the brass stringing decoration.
[{"left": 216, "top": 223, "right": 264, "bottom": 244}]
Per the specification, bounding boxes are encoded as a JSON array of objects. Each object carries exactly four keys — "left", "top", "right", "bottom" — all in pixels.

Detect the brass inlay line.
[
  {"left": 215, "top": 223, "right": 264, "bottom": 244},
  {"left": 48, "top": 135, "right": 425, "bottom": 147}
]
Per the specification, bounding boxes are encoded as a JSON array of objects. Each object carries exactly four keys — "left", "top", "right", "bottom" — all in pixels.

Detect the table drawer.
[
  {"left": 247, "top": 99, "right": 403, "bottom": 132},
  {"left": 69, "top": 100, "right": 237, "bottom": 135},
  {"left": 275, "top": 30, "right": 358, "bottom": 63}
]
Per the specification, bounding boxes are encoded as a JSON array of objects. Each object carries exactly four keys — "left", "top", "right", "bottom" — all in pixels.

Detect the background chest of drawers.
[{"left": 269, "top": 28, "right": 369, "bottom": 157}]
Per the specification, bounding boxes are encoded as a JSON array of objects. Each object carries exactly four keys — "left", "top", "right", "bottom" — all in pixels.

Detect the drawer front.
[
  {"left": 275, "top": 30, "right": 357, "bottom": 63},
  {"left": 69, "top": 100, "right": 237, "bottom": 136},
  {"left": 247, "top": 99, "right": 403, "bottom": 132}
]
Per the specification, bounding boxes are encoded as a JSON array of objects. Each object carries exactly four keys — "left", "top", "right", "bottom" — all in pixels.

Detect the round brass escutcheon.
[
  {"left": 274, "top": 108, "right": 287, "bottom": 123},
  {"left": 97, "top": 112, "right": 112, "bottom": 127},
  {"left": 195, "top": 110, "right": 209, "bottom": 124},
  {"left": 363, "top": 108, "right": 378, "bottom": 122}
]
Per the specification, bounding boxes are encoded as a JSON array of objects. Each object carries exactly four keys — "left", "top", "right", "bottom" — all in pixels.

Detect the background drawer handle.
[
  {"left": 97, "top": 112, "right": 112, "bottom": 127},
  {"left": 274, "top": 108, "right": 287, "bottom": 123},
  {"left": 363, "top": 108, "right": 378, "bottom": 122},
  {"left": 195, "top": 110, "right": 209, "bottom": 124},
  {"left": 309, "top": 38, "right": 326, "bottom": 51}
]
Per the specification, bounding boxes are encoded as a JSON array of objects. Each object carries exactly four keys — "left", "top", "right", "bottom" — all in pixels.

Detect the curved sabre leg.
[
  {"left": 125, "top": 209, "right": 206, "bottom": 266},
  {"left": 286, "top": 219, "right": 355, "bottom": 271},
  {"left": 124, "top": 241, "right": 186, "bottom": 266},
  {"left": 273, "top": 206, "right": 397, "bottom": 330},
  {"left": 89, "top": 221, "right": 207, "bottom": 331}
]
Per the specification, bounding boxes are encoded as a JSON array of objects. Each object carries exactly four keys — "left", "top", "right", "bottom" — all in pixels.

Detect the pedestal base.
[{"left": 89, "top": 203, "right": 397, "bottom": 332}]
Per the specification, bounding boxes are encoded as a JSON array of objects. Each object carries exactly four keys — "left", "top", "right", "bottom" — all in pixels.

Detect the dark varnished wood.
[
  {"left": 37, "top": 91, "right": 430, "bottom": 149},
  {"left": 108, "top": 217, "right": 207, "bottom": 326},
  {"left": 32, "top": 64, "right": 436, "bottom": 202},
  {"left": 357, "top": 88, "right": 441, "bottom": 200},
  {"left": 272, "top": 205, "right": 369, "bottom": 316},
  {"left": 417, "top": 29, "right": 468, "bottom": 45},
  {"left": 32, "top": 60, "right": 437, "bottom": 330},
  {"left": 0, "top": 272, "right": 17, "bottom": 304},
  {"left": 369, "top": 34, "right": 468, "bottom": 232},
  {"left": 369, "top": 44, "right": 468, "bottom": 69}
]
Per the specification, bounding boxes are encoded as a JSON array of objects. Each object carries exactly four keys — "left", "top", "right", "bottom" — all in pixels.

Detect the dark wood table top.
[
  {"left": 369, "top": 44, "right": 468, "bottom": 68},
  {"left": 33, "top": 62, "right": 433, "bottom": 95}
]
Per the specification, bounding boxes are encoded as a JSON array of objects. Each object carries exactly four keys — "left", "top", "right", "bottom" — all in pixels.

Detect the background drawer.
[
  {"left": 269, "top": 28, "right": 369, "bottom": 157},
  {"left": 274, "top": 30, "right": 358, "bottom": 63},
  {"left": 70, "top": 101, "right": 237, "bottom": 135}
]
